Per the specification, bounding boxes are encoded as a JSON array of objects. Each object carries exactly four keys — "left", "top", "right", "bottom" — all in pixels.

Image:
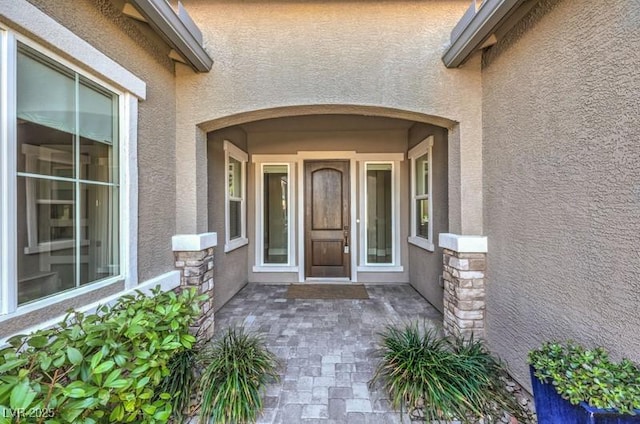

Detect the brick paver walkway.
[{"left": 214, "top": 283, "right": 443, "bottom": 424}]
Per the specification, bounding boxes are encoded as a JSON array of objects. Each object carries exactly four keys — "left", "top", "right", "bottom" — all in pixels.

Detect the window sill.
[
  {"left": 356, "top": 266, "right": 404, "bottom": 272},
  {"left": 252, "top": 266, "right": 299, "bottom": 273},
  {"left": 24, "top": 240, "right": 90, "bottom": 254},
  {"left": 408, "top": 236, "right": 435, "bottom": 252},
  {"left": 224, "top": 237, "right": 248, "bottom": 253}
]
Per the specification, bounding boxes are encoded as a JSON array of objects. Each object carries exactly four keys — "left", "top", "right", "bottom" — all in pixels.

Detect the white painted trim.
[
  {"left": 123, "top": 95, "right": 138, "bottom": 289},
  {"left": 350, "top": 158, "right": 357, "bottom": 282},
  {"left": 172, "top": 232, "right": 218, "bottom": 251},
  {"left": 357, "top": 266, "right": 404, "bottom": 272},
  {"left": 254, "top": 162, "right": 294, "bottom": 268},
  {"left": 0, "top": 271, "right": 180, "bottom": 345},
  {"left": 0, "top": 31, "right": 17, "bottom": 315},
  {"left": 297, "top": 151, "right": 357, "bottom": 159},
  {"left": 223, "top": 140, "right": 248, "bottom": 252},
  {"left": 223, "top": 140, "right": 248, "bottom": 162},
  {"left": 297, "top": 158, "right": 305, "bottom": 283},
  {"left": 359, "top": 160, "right": 402, "bottom": 268},
  {"left": 251, "top": 154, "right": 298, "bottom": 163},
  {"left": 438, "top": 233, "right": 488, "bottom": 253},
  {"left": 408, "top": 136, "right": 434, "bottom": 251},
  {"left": 408, "top": 236, "right": 435, "bottom": 252},
  {"left": 2, "top": 276, "right": 121, "bottom": 321},
  {"left": 224, "top": 237, "right": 248, "bottom": 253},
  {"left": 0, "top": 0, "right": 146, "bottom": 99},
  {"left": 252, "top": 266, "right": 299, "bottom": 273}
]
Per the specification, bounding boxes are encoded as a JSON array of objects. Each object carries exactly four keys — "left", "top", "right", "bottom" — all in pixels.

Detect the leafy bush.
[
  {"left": 371, "top": 322, "right": 529, "bottom": 423},
  {"left": 529, "top": 341, "right": 640, "bottom": 414},
  {"left": 199, "top": 326, "right": 279, "bottom": 424},
  {"left": 0, "top": 286, "right": 204, "bottom": 424}
]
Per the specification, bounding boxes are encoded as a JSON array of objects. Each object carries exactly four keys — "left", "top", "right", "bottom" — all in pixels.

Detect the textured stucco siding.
[
  {"left": 2, "top": 0, "right": 177, "bottom": 333},
  {"left": 408, "top": 124, "right": 449, "bottom": 312},
  {"left": 207, "top": 128, "right": 249, "bottom": 311},
  {"left": 175, "top": 0, "right": 483, "bottom": 237},
  {"left": 482, "top": 0, "right": 640, "bottom": 389},
  {"left": 22, "top": 0, "right": 178, "bottom": 285}
]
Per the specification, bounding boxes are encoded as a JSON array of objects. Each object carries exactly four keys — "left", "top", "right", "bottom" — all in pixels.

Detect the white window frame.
[
  {"left": 253, "top": 161, "right": 297, "bottom": 271},
  {"left": 358, "top": 160, "right": 402, "bottom": 271},
  {"left": 0, "top": 11, "right": 143, "bottom": 320},
  {"left": 223, "top": 140, "right": 248, "bottom": 253},
  {"left": 408, "top": 136, "right": 435, "bottom": 251}
]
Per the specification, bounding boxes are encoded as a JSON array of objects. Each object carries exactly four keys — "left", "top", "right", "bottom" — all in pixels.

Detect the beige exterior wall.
[
  {"left": 2, "top": 0, "right": 177, "bottom": 333},
  {"left": 176, "top": 0, "right": 483, "bottom": 237},
  {"left": 207, "top": 128, "right": 249, "bottom": 311},
  {"left": 482, "top": 0, "right": 640, "bottom": 388},
  {"left": 408, "top": 124, "right": 449, "bottom": 312}
]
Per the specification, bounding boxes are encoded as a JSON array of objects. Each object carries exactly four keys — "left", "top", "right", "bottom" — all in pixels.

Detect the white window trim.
[
  {"left": 0, "top": 25, "right": 141, "bottom": 317},
  {"left": 253, "top": 161, "right": 296, "bottom": 270},
  {"left": 223, "top": 140, "right": 248, "bottom": 253},
  {"left": 357, "top": 160, "right": 403, "bottom": 271},
  {"left": 408, "top": 136, "right": 435, "bottom": 252}
]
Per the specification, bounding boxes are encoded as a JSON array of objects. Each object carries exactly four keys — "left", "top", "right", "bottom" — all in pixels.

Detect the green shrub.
[
  {"left": 371, "top": 322, "right": 529, "bottom": 423},
  {"left": 199, "top": 326, "right": 279, "bottom": 424},
  {"left": 529, "top": 341, "right": 640, "bottom": 414},
  {"left": 0, "top": 286, "right": 204, "bottom": 424},
  {"left": 156, "top": 347, "right": 199, "bottom": 422}
]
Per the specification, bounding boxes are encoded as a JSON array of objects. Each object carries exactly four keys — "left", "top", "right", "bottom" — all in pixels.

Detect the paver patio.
[{"left": 214, "top": 283, "right": 443, "bottom": 424}]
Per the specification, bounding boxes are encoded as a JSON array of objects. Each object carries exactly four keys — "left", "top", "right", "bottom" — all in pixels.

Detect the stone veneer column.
[
  {"left": 172, "top": 232, "right": 217, "bottom": 342},
  {"left": 438, "top": 233, "right": 488, "bottom": 339}
]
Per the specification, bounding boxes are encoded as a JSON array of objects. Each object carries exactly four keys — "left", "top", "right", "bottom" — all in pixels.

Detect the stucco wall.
[
  {"left": 207, "top": 128, "right": 249, "bottom": 311},
  {"left": 408, "top": 124, "right": 449, "bottom": 312},
  {"left": 1, "top": 0, "right": 177, "bottom": 334},
  {"left": 175, "top": 0, "right": 483, "bottom": 237},
  {"left": 23, "top": 0, "right": 178, "bottom": 284},
  {"left": 482, "top": 0, "right": 640, "bottom": 388}
]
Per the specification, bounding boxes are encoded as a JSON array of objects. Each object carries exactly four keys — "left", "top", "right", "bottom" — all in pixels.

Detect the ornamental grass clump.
[
  {"left": 371, "top": 322, "right": 529, "bottom": 423},
  {"left": 199, "top": 326, "right": 279, "bottom": 424},
  {"left": 528, "top": 341, "right": 640, "bottom": 414}
]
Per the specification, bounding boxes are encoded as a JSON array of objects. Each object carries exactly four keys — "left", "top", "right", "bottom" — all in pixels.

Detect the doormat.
[{"left": 286, "top": 284, "right": 369, "bottom": 300}]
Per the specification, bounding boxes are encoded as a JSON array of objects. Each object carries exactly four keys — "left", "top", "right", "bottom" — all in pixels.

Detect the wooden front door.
[{"left": 304, "top": 160, "right": 350, "bottom": 278}]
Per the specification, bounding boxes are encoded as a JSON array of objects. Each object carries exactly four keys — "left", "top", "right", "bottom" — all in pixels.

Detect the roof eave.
[
  {"left": 129, "top": 0, "right": 213, "bottom": 72},
  {"left": 442, "top": 0, "right": 526, "bottom": 68}
]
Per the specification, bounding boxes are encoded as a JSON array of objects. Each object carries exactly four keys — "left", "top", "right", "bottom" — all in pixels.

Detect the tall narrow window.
[
  {"left": 263, "top": 165, "right": 289, "bottom": 264},
  {"left": 16, "top": 44, "right": 120, "bottom": 304},
  {"left": 408, "top": 137, "right": 434, "bottom": 251},
  {"left": 365, "top": 163, "right": 393, "bottom": 264},
  {"left": 224, "top": 140, "right": 248, "bottom": 252}
]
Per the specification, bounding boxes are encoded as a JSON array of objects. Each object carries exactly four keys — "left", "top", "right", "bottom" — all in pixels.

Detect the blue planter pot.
[{"left": 530, "top": 366, "right": 640, "bottom": 424}]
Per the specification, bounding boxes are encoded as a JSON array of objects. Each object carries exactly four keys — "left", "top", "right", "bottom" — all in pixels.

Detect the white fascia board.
[
  {"left": 172, "top": 232, "right": 218, "bottom": 251},
  {"left": 439, "top": 233, "right": 488, "bottom": 253}
]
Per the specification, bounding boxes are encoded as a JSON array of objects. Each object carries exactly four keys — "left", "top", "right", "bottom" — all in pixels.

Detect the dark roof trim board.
[
  {"left": 129, "top": 0, "right": 213, "bottom": 72},
  {"left": 442, "top": 0, "right": 534, "bottom": 68}
]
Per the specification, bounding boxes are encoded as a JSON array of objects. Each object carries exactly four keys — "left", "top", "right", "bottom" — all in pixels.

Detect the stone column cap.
[
  {"left": 172, "top": 232, "right": 218, "bottom": 251},
  {"left": 439, "top": 233, "right": 487, "bottom": 253}
]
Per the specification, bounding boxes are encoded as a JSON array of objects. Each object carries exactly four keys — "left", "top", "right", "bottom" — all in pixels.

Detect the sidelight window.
[
  {"left": 408, "top": 137, "right": 434, "bottom": 251},
  {"left": 223, "top": 140, "right": 248, "bottom": 252}
]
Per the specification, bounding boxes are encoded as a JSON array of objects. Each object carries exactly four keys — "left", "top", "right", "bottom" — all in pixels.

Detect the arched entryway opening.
[{"left": 201, "top": 106, "right": 454, "bottom": 314}]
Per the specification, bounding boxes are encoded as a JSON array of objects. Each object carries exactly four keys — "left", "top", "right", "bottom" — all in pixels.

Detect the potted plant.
[{"left": 528, "top": 341, "right": 640, "bottom": 423}]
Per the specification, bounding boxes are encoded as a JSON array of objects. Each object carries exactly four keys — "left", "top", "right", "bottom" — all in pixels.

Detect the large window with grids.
[{"left": 0, "top": 30, "right": 130, "bottom": 315}]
